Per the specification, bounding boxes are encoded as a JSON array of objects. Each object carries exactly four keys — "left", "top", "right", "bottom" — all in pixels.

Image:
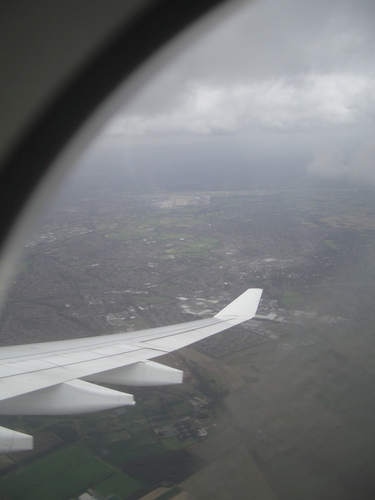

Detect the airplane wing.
[{"left": 0, "top": 288, "right": 262, "bottom": 452}]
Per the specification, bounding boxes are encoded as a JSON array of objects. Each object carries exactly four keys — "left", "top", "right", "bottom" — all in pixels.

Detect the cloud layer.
[
  {"left": 105, "top": 73, "right": 375, "bottom": 137},
  {"left": 82, "top": 0, "right": 375, "bottom": 186}
]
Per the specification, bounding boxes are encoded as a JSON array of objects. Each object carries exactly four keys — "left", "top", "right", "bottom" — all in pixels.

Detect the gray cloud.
[
  {"left": 81, "top": 0, "right": 375, "bottom": 186},
  {"left": 308, "top": 143, "right": 346, "bottom": 178},
  {"left": 346, "top": 139, "right": 375, "bottom": 184},
  {"left": 308, "top": 137, "right": 375, "bottom": 186},
  {"left": 105, "top": 74, "right": 375, "bottom": 137}
]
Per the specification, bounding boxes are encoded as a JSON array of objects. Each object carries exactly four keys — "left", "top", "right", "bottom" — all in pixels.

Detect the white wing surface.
[{"left": 0, "top": 288, "right": 262, "bottom": 452}]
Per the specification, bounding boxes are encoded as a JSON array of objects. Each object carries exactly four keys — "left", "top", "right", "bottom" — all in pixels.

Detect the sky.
[{"left": 74, "top": 0, "right": 375, "bottom": 189}]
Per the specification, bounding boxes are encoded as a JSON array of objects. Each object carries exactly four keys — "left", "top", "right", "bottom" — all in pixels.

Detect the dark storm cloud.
[
  {"left": 79, "top": 0, "right": 375, "bottom": 185},
  {"left": 106, "top": 74, "right": 374, "bottom": 137},
  {"left": 118, "top": 0, "right": 375, "bottom": 112}
]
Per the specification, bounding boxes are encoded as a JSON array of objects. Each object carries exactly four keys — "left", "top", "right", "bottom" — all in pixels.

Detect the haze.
[
  {"left": 68, "top": 0, "right": 375, "bottom": 190},
  {"left": 2, "top": 1, "right": 375, "bottom": 499}
]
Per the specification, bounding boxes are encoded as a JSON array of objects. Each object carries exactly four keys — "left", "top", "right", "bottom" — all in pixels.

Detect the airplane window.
[{"left": 0, "top": 0, "right": 375, "bottom": 498}]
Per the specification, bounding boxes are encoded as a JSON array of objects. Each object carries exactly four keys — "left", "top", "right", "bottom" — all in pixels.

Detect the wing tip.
[{"left": 214, "top": 288, "right": 263, "bottom": 324}]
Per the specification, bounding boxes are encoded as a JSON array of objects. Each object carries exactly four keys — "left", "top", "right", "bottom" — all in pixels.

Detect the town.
[{"left": 0, "top": 186, "right": 374, "bottom": 500}]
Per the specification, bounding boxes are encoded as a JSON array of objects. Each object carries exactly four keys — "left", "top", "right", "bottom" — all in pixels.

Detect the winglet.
[{"left": 214, "top": 288, "right": 262, "bottom": 325}]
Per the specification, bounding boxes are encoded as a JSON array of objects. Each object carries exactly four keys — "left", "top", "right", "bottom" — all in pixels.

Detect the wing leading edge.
[{"left": 0, "top": 288, "right": 262, "bottom": 452}]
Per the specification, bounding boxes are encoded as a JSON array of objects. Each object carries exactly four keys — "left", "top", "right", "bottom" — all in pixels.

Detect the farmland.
[
  {"left": 0, "top": 444, "right": 132, "bottom": 500},
  {"left": 1, "top": 187, "right": 375, "bottom": 497}
]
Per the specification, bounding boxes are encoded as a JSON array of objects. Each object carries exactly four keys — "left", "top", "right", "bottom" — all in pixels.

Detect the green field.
[
  {"left": 129, "top": 424, "right": 150, "bottom": 436},
  {"left": 0, "top": 444, "right": 116, "bottom": 500},
  {"left": 155, "top": 487, "right": 183, "bottom": 499},
  {"left": 135, "top": 294, "right": 170, "bottom": 306},
  {"left": 69, "top": 259, "right": 87, "bottom": 271},
  {"left": 162, "top": 437, "right": 182, "bottom": 451},
  {"left": 281, "top": 290, "right": 303, "bottom": 307},
  {"left": 323, "top": 239, "right": 339, "bottom": 248},
  {"left": 106, "top": 227, "right": 152, "bottom": 240},
  {"left": 105, "top": 438, "right": 164, "bottom": 465},
  {"left": 170, "top": 401, "right": 191, "bottom": 417},
  {"left": 163, "top": 236, "right": 218, "bottom": 260},
  {"left": 158, "top": 233, "right": 193, "bottom": 240},
  {"left": 93, "top": 472, "right": 142, "bottom": 499}
]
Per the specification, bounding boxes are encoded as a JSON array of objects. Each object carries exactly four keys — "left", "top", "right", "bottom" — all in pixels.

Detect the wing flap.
[
  {"left": 0, "top": 348, "right": 165, "bottom": 401},
  {"left": 0, "top": 289, "right": 262, "bottom": 404},
  {"left": 0, "top": 379, "right": 135, "bottom": 415},
  {"left": 0, "top": 427, "right": 33, "bottom": 453}
]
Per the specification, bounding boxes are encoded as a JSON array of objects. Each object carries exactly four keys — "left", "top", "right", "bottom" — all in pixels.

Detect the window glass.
[{"left": 1, "top": 0, "right": 375, "bottom": 498}]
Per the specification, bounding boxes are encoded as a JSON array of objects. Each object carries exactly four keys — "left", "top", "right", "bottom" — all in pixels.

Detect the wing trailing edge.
[{"left": 0, "top": 288, "right": 262, "bottom": 452}]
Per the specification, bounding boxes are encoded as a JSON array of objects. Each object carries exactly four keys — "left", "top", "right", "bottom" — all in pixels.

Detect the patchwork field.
[{"left": 0, "top": 445, "right": 121, "bottom": 500}]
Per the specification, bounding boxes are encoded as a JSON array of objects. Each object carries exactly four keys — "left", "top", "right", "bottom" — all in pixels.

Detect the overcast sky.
[{"left": 74, "top": 0, "right": 375, "bottom": 188}]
